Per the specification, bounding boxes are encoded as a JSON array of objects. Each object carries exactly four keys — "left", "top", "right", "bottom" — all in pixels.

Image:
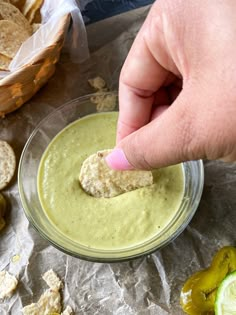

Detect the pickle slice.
[
  {"left": 180, "top": 247, "right": 236, "bottom": 314},
  {"left": 215, "top": 270, "right": 236, "bottom": 314}
]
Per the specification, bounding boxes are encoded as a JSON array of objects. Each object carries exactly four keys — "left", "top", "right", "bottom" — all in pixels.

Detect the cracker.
[
  {"left": 22, "top": 289, "right": 61, "bottom": 315},
  {"left": 0, "top": 140, "right": 16, "bottom": 190},
  {"left": 88, "top": 76, "right": 106, "bottom": 90},
  {"left": 22, "top": 0, "right": 36, "bottom": 16},
  {"left": 0, "top": 53, "right": 11, "bottom": 71},
  {"left": 0, "top": 2, "right": 32, "bottom": 34},
  {"left": 91, "top": 93, "right": 117, "bottom": 112},
  {"left": 42, "top": 269, "right": 62, "bottom": 291},
  {"left": 88, "top": 76, "right": 117, "bottom": 112},
  {"left": 22, "top": 269, "right": 74, "bottom": 315},
  {"left": 0, "top": 270, "right": 18, "bottom": 299},
  {"left": 0, "top": 20, "right": 30, "bottom": 58},
  {"left": 26, "top": 0, "right": 43, "bottom": 24},
  {"left": 22, "top": 269, "right": 62, "bottom": 315},
  {"left": 23, "top": 0, "right": 43, "bottom": 24},
  {"left": 79, "top": 149, "right": 153, "bottom": 198}
]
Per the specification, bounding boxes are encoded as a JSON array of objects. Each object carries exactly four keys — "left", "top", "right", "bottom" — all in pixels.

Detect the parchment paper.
[{"left": 0, "top": 5, "right": 236, "bottom": 314}]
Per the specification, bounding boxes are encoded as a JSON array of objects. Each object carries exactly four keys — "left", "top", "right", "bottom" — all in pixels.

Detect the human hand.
[{"left": 106, "top": 0, "right": 236, "bottom": 170}]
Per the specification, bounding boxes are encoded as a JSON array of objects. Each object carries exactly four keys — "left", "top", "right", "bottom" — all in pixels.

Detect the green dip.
[{"left": 37, "top": 112, "right": 184, "bottom": 250}]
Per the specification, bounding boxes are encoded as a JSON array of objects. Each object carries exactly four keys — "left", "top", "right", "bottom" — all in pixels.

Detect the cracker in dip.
[{"left": 79, "top": 149, "right": 153, "bottom": 198}]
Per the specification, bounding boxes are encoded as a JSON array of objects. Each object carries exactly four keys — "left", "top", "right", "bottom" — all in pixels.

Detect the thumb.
[{"left": 106, "top": 89, "right": 203, "bottom": 170}]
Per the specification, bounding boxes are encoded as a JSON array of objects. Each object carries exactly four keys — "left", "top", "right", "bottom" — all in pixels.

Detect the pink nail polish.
[{"left": 106, "top": 148, "right": 133, "bottom": 170}]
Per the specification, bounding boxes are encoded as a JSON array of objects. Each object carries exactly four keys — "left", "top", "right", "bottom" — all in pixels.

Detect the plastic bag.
[{"left": 0, "top": 0, "right": 89, "bottom": 79}]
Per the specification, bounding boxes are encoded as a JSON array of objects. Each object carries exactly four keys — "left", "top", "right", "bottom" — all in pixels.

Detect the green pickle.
[{"left": 180, "top": 246, "right": 236, "bottom": 314}]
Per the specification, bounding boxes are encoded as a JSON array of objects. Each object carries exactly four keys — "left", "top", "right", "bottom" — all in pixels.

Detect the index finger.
[{"left": 117, "top": 9, "right": 169, "bottom": 143}]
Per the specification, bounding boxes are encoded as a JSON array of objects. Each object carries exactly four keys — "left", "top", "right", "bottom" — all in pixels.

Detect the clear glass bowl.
[{"left": 18, "top": 92, "right": 204, "bottom": 262}]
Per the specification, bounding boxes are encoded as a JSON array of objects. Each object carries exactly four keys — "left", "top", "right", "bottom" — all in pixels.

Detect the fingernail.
[{"left": 105, "top": 148, "right": 134, "bottom": 170}]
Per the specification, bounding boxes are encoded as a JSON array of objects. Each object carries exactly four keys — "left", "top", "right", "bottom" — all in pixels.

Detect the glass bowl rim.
[{"left": 18, "top": 93, "right": 204, "bottom": 262}]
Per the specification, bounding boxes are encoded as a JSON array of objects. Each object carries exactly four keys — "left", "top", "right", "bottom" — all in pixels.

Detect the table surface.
[{"left": 0, "top": 5, "right": 236, "bottom": 315}]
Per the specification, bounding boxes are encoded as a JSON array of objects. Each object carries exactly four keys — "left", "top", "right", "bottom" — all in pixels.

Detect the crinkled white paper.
[{"left": 0, "top": 5, "right": 236, "bottom": 315}]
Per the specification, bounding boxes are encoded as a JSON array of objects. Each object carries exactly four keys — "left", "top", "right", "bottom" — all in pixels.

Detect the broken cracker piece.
[
  {"left": 0, "top": 140, "right": 16, "bottom": 190},
  {"left": 22, "top": 269, "right": 63, "bottom": 315},
  {"left": 88, "top": 76, "right": 117, "bottom": 112},
  {"left": 0, "top": 270, "right": 18, "bottom": 299},
  {"left": 79, "top": 149, "right": 153, "bottom": 198},
  {"left": 91, "top": 93, "right": 117, "bottom": 112},
  {"left": 22, "top": 289, "right": 61, "bottom": 315},
  {"left": 42, "top": 269, "right": 62, "bottom": 291},
  {"left": 25, "top": 0, "right": 43, "bottom": 24},
  {"left": 88, "top": 76, "right": 106, "bottom": 90}
]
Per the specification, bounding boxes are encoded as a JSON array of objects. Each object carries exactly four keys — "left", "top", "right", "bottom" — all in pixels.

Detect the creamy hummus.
[{"left": 37, "top": 112, "right": 184, "bottom": 250}]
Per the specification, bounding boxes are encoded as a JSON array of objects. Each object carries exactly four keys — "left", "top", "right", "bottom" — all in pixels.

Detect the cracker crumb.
[
  {"left": 42, "top": 269, "right": 62, "bottom": 291},
  {"left": 22, "top": 270, "right": 62, "bottom": 315},
  {"left": 88, "top": 76, "right": 117, "bottom": 112},
  {"left": 91, "top": 94, "right": 117, "bottom": 112},
  {"left": 22, "top": 289, "right": 61, "bottom": 315},
  {"left": 0, "top": 270, "right": 18, "bottom": 299},
  {"left": 88, "top": 76, "right": 106, "bottom": 90}
]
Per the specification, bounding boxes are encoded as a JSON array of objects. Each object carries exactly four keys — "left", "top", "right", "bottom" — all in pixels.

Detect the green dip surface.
[{"left": 38, "top": 112, "right": 184, "bottom": 250}]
